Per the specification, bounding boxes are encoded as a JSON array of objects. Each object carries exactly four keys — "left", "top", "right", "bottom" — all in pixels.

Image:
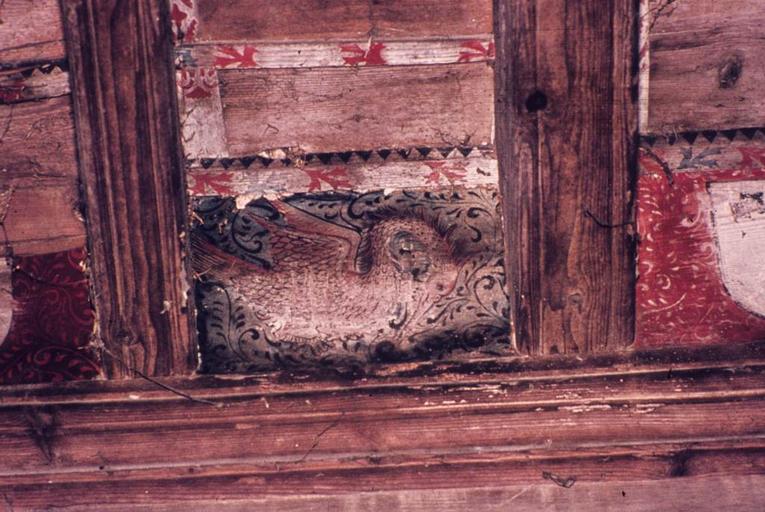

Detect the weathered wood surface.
[
  {"left": 0, "top": 64, "right": 70, "bottom": 104},
  {"left": 216, "top": 63, "right": 494, "bottom": 156},
  {"left": 192, "top": 187, "right": 509, "bottom": 371},
  {"left": 637, "top": 132, "right": 765, "bottom": 346},
  {"left": 178, "top": 39, "right": 495, "bottom": 70},
  {"left": 62, "top": 0, "right": 194, "bottom": 377},
  {"left": 185, "top": 0, "right": 492, "bottom": 43},
  {"left": 26, "top": 476, "right": 765, "bottom": 512},
  {"left": 0, "top": 97, "right": 78, "bottom": 180},
  {"left": 0, "top": 97, "right": 86, "bottom": 256},
  {"left": 495, "top": 0, "right": 638, "bottom": 355},
  {"left": 0, "top": 0, "right": 66, "bottom": 67},
  {"left": 646, "top": 0, "right": 765, "bottom": 133},
  {"left": 189, "top": 154, "right": 498, "bottom": 196},
  {"left": 2, "top": 181, "right": 86, "bottom": 256},
  {"left": 0, "top": 350, "right": 764, "bottom": 509}
]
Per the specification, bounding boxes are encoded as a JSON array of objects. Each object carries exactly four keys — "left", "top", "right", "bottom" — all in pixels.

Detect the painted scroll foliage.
[
  {"left": 636, "top": 130, "right": 765, "bottom": 346},
  {"left": 192, "top": 188, "right": 510, "bottom": 372}
]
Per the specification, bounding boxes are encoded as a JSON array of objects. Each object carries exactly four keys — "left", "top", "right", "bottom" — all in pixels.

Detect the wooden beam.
[
  {"left": 0, "top": 344, "right": 764, "bottom": 509},
  {"left": 60, "top": 0, "right": 195, "bottom": 377},
  {"left": 495, "top": 0, "right": 638, "bottom": 355}
]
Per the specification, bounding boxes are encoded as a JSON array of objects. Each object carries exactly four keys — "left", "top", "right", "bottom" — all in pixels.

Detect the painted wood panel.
[
  {"left": 192, "top": 186, "right": 509, "bottom": 372},
  {"left": 188, "top": 149, "right": 498, "bottom": 197},
  {"left": 0, "top": 64, "right": 70, "bottom": 103},
  {"left": 183, "top": 0, "right": 492, "bottom": 43},
  {"left": 645, "top": 0, "right": 765, "bottom": 133},
  {"left": 637, "top": 129, "right": 765, "bottom": 346},
  {"left": 0, "top": 0, "right": 65, "bottom": 66},
  {"left": 217, "top": 64, "right": 494, "bottom": 156},
  {"left": 177, "top": 39, "right": 496, "bottom": 70},
  {"left": 0, "top": 248, "right": 98, "bottom": 385}
]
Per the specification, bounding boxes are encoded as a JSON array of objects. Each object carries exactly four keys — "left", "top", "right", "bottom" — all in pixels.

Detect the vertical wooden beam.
[
  {"left": 495, "top": 0, "right": 638, "bottom": 354},
  {"left": 61, "top": 0, "right": 195, "bottom": 377}
]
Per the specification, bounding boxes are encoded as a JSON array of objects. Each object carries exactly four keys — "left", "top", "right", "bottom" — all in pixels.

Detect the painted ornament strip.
[
  {"left": 189, "top": 156, "right": 498, "bottom": 197},
  {"left": 177, "top": 39, "right": 495, "bottom": 70}
]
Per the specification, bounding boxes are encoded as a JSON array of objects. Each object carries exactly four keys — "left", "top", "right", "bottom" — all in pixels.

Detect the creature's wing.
[{"left": 271, "top": 202, "right": 363, "bottom": 273}]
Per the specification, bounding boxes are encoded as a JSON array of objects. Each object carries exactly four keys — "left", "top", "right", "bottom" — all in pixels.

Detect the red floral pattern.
[
  {"left": 458, "top": 40, "right": 495, "bottom": 63},
  {"left": 0, "top": 248, "right": 99, "bottom": 384},
  {"left": 637, "top": 150, "right": 765, "bottom": 347},
  {"left": 340, "top": 43, "right": 387, "bottom": 66}
]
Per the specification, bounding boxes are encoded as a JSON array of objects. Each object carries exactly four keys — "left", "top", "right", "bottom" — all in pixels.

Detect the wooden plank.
[
  {"left": 0, "top": 97, "right": 78, "bottom": 179},
  {"left": 0, "top": 0, "right": 66, "bottom": 67},
  {"left": 177, "top": 38, "right": 496, "bottom": 69},
  {"left": 8, "top": 475, "right": 765, "bottom": 511},
  {"left": 189, "top": 0, "right": 493, "bottom": 43},
  {"left": 61, "top": 0, "right": 194, "bottom": 377},
  {"left": 218, "top": 63, "right": 494, "bottom": 155},
  {"left": 495, "top": 0, "right": 638, "bottom": 354},
  {"left": 646, "top": 0, "right": 765, "bottom": 133},
  {"left": 0, "top": 361, "right": 763, "bottom": 508},
  {"left": 188, "top": 155, "right": 498, "bottom": 195},
  {"left": 0, "top": 64, "right": 70, "bottom": 104},
  {"left": 2, "top": 181, "right": 86, "bottom": 256},
  {"left": 191, "top": 186, "right": 510, "bottom": 371}
]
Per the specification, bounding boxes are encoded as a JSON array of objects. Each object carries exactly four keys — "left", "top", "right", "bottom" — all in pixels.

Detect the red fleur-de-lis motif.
[
  {"left": 424, "top": 162, "right": 467, "bottom": 185},
  {"left": 190, "top": 172, "right": 234, "bottom": 195},
  {"left": 457, "top": 40, "right": 496, "bottom": 63},
  {"left": 178, "top": 68, "right": 217, "bottom": 99},
  {"left": 739, "top": 147, "right": 765, "bottom": 169},
  {"left": 303, "top": 167, "right": 352, "bottom": 192},
  {"left": 340, "top": 42, "right": 387, "bottom": 66},
  {"left": 171, "top": 0, "right": 198, "bottom": 42},
  {"left": 214, "top": 46, "right": 257, "bottom": 68}
]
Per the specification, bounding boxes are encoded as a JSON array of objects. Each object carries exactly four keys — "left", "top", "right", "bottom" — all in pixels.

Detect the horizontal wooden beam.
[{"left": 0, "top": 342, "right": 764, "bottom": 509}]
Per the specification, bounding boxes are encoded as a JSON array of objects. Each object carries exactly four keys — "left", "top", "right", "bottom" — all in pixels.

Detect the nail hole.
[{"left": 525, "top": 90, "right": 548, "bottom": 112}]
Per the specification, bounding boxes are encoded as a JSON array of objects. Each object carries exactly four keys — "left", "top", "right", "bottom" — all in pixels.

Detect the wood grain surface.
[
  {"left": 192, "top": 0, "right": 492, "bottom": 43},
  {"left": 0, "top": 96, "right": 86, "bottom": 256},
  {"left": 0, "top": 0, "right": 65, "bottom": 67},
  {"left": 0, "top": 346, "right": 763, "bottom": 509},
  {"left": 62, "top": 0, "right": 194, "bottom": 377},
  {"left": 218, "top": 63, "right": 494, "bottom": 155},
  {"left": 646, "top": 0, "right": 765, "bottom": 133},
  {"left": 496, "top": 0, "right": 638, "bottom": 355}
]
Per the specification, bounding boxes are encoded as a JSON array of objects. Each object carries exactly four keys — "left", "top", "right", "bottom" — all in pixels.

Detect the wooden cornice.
[{"left": 0, "top": 341, "right": 764, "bottom": 509}]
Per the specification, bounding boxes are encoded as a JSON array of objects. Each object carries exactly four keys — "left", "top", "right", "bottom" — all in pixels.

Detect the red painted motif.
[
  {"left": 0, "top": 248, "right": 99, "bottom": 384},
  {"left": 340, "top": 42, "right": 387, "bottom": 66},
  {"left": 636, "top": 151, "right": 765, "bottom": 347},
  {"left": 739, "top": 147, "right": 765, "bottom": 169},
  {"left": 214, "top": 46, "right": 258, "bottom": 69},
  {"left": 178, "top": 67, "right": 217, "bottom": 99},
  {"left": 303, "top": 167, "right": 352, "bottom": 192},
  {"left": 0, "top": 79, "right": 24, "bottom": 104},
  {"left": 424, "top": 161, "right": 467, "bottom": 185},
  {"left": 457, "top": 40, "right": 495, "bottom": 63},
  {"left": 190, "top": 173, "right": 234, "bottom": 195},
  {"left": 171, "top": 0, "right": 197, "bottom": 42}
]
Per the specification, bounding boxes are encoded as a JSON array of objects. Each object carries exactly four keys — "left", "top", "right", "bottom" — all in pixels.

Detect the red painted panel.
[
  {"left": 636, "top": 136, "right": 765, "bottom": 346},
  {"left": 0, "top": 248, "right": 99, "bottom": 384}
]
